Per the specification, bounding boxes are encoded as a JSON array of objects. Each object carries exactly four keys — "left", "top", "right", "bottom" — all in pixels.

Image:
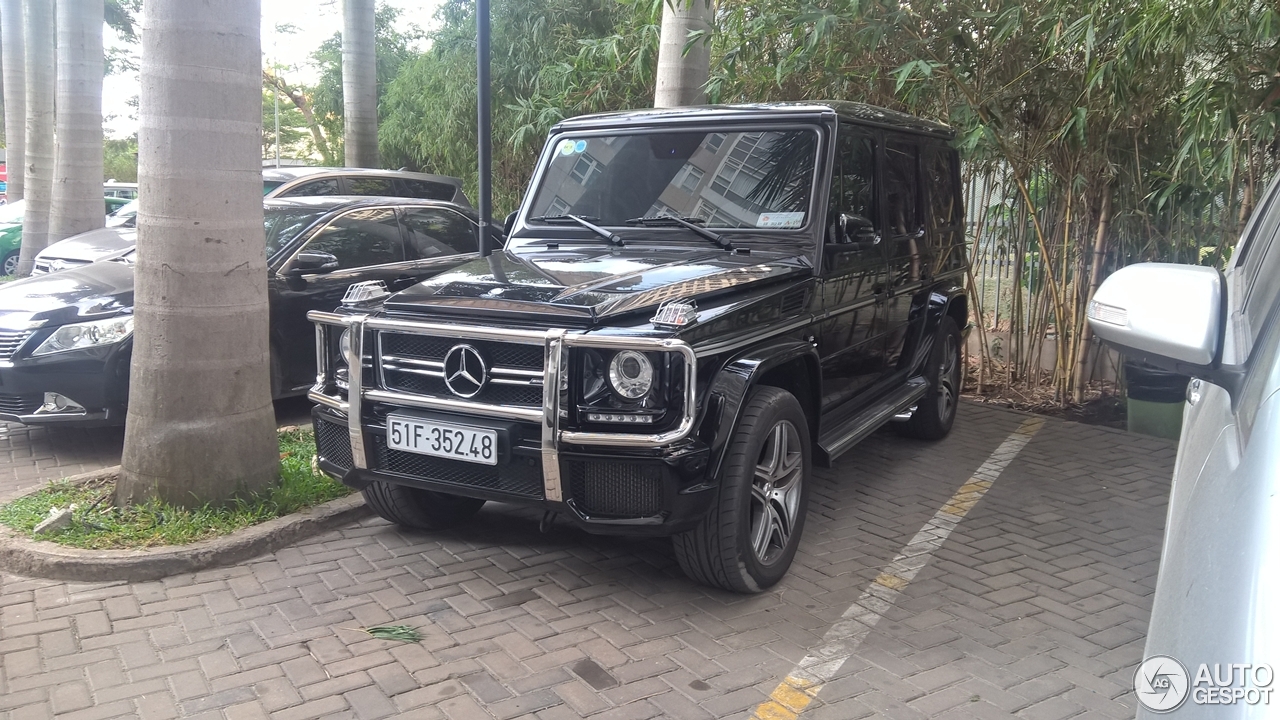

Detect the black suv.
[{"left": 309, "top": 102, "right": 969, "bottom": 592}]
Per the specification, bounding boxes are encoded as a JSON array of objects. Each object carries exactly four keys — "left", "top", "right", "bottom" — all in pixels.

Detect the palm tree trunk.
[
  {"left": 654, "top": 0, "right": 713, "bottom": 107},
  {"left": 1, "top": 0, "right": 24, "bottom": 203},
  {"left": 119, "top": 0, "right": 277, "bottom": 508},
  {"left": 18, "top": 0, "right": 54, "bottom": 276},
  {"left": 342, "top": 0, "right": 377, "bottom": 167},
  {"left": 50, "top": 0, "right": 105, "bottom": 245}
]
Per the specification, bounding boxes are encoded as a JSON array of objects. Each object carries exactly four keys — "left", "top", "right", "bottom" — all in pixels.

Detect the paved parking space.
[
  {"left": 0, "top": 403, "right": 1176, "bottom": 719},
  {"left": 0, "top": 423, "right": 123, "bottom": 499}
]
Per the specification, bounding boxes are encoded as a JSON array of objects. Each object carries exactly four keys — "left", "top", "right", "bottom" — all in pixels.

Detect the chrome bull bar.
[{"left": 306, "top": 310, "right": 698, "bottom": 502}]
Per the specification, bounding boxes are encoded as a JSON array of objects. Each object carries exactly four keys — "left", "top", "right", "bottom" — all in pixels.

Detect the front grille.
[
  {"left": 0, "top": 330, "right": 34, "bottom": 359},
  {"left": 315, "top": 418, "right": 353, "bottom": 471},
  {"left": 372, "top": 435, "right": 543, "bottom": 499},
  {"left": 0, "top": 394, "right": 41, "bottom": 416},
  {"left": 381, "top": 333, "right": 542, "bottom": 369},
  {"left": 566, "top": 459, "right": 664, "bottom": 518},
  {"left": 381, "top": 371, "right": 543, "bottom": 406},
  {"left": 378, "top": 331, "right": 545, "bottom": 407}
]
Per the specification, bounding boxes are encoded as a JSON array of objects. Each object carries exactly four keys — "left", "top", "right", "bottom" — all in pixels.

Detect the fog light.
[{"left": 40, "top": 393, "right": 85, "bottom": 414}]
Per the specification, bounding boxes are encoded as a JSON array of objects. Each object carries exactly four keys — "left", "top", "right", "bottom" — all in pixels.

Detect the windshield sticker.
[
  {"left": 757, "top": 212, "right": 805, "bottom": 229},
  {"left": 574, "top": 140, "right": 587, "bottom": 153},
  {"left": 558, "top": 139, "right": 577, "bottom": 156}
]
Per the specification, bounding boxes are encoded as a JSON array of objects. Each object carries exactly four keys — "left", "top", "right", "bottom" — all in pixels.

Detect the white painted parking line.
[{"left": 752, "top": 416, "right": 1046, "bottom": 719}]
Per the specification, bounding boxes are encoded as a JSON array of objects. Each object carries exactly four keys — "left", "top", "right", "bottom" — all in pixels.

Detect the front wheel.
[
  {"left": 896, "top": 316, "right": 962, "bottom": 440},
  {"left": 673, "top": 385, "right": 811, "bottom": 593},
  {"left": 362, "top": 480, "right": 485, "bottom": 531},
  {"left": 2, "top": 250, "right": 18, "bottom": 277}
]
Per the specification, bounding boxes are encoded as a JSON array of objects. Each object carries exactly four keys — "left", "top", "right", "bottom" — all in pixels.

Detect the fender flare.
[
  {"left": 698, "top": 338, "right": 821, "bottom": 484},
  {"left": 905, "top": 281, "right": 967, "bottom": 372}
]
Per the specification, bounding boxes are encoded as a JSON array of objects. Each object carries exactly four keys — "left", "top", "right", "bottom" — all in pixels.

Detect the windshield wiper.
[
  {"left": 624, "top": 215, "right": 735, "bottom": 251},
  {"left": 526, "top": 214, "right": 624, "bottom": 247}
]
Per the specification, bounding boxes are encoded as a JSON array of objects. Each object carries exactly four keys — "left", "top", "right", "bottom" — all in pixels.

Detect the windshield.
[
  {"left": 110, "top": 199, "right": 138, "bottom": 218},
  {"left": 526, "top": 129, "right": 819, "bottom": 232},
  {"left": 0, "top": 200, "right": 24, "bottom": 224},
  {"left": 265, "top": 207, "right": 327, "bottom": 256}
]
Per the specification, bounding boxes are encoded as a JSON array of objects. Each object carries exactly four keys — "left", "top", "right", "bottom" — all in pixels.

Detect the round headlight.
[
  {"left": 608, "top": 350, "right": 653, "bottom": 399},
  {"left": 339, "top": 329, "right": 352, "bottom": 364}
]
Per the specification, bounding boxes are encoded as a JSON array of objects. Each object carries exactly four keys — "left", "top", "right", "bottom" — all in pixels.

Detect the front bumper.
[
  {"left": 0, "top": 345, "right": 129, "bottom": 426},
  {"left": 312, "top": 405, "right": 714, "bottom": 535},
  {"left": 307, "top": 311, "right": 711, "bottom": 536}
]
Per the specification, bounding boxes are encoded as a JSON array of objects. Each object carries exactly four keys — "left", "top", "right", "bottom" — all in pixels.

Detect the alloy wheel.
[
  {"left": 938, "top": 334, "right": 959, "bottom": 422},
  {"left": 749, "top": 419, "right": 804, "bottom": 565}
]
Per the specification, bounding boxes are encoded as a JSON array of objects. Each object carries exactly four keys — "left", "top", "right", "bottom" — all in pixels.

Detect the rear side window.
[
  {"left": 395, "top": 179, "right": 456, "bottom": 201},
  {"left": 277, "top": 178, "right": 342, "bottom": 198},
  {"left": 402, "top": 208, "right": 477, "bottom": 258},
  {"left": 924, "top": 145, "right": 965, "bottom": 273},
  {"left": 347, "top": 178, "right": 396, "bottom": 196},
  {"left": 300, "top": 208, "right": 404, "bottom": 269}
]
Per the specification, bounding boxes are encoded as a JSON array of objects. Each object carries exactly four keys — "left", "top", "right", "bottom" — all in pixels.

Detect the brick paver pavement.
[{"left": 0, "top": 403, "right": 1176, "bottom": 719}]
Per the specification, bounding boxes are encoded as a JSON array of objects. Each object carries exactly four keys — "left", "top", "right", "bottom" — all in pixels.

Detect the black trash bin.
[{"left": 1124, "top": 360, "right": 1189, "bottom": 440}]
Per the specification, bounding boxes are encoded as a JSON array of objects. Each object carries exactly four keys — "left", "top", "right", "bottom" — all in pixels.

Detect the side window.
[
  {"left": 347, "top": 177, "right": 396, "bottom": 196},
  {"left": 1240, "top": 184, "right": 1280, "bottom": 342},
  {"left": 883, "top": 140, "right": 920, "bottom": 246},
  {"left": 827, "top": 126, "right": 876, "bottom": 245},
  {"left": 1236, "top": 289, "right": 1280, "bottom": 441},
  {"left": 394, "top": 179, "right": 456, "bottom": 201},
  {"left": 923, "top": 146, "right": 964, "bottom": 273},
  {"left": 277, "top": 178, "right": 342, "bottom": 197},
  {"left": 300, "top": 208, "right": 404, "bottom": 269},
  {"left": 402, "top": 208, "right": 477, "bottom": 259}
]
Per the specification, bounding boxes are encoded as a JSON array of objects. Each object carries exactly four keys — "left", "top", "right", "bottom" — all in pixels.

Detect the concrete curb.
[{"left": 0, "top": 466, "right": 371, "bottom": 583}]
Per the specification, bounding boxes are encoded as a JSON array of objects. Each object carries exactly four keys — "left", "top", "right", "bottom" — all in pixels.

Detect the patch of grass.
[
  {"left": 0, "top": 428, "right": 352, "bottom": 549},
  {"left": 0, "top": 275, "right": 16, "bottom": 284}
]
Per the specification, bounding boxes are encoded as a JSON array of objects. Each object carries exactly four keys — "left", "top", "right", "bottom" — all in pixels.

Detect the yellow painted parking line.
[{"left": 749, "top": 417, "right": 1045, "bottom": 719}]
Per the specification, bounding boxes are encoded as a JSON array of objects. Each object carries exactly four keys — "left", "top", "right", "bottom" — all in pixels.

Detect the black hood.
[
  {"left": 37, "top": 227, "right": 136, "bottom": 263},
  {"left": 384, "top": 246, "right": 811, "bottom": 323},
  {"left": 0, "top": 260, "right": 134, "bottom": 329}
]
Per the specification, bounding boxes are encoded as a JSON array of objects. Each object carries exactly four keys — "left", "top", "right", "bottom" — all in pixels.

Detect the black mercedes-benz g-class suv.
[{"left": 308, "top": 102, "right": 968, "bottom": 593}]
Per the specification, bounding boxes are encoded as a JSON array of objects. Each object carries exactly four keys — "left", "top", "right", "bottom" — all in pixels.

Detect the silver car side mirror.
[{"left": 1087, "top": 263, "right": 1223, "bottom": 368}]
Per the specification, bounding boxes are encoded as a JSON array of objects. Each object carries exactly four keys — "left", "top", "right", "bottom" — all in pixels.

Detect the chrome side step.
[{"left": 816, "top": 377, "right": 929, "bottom": 466}]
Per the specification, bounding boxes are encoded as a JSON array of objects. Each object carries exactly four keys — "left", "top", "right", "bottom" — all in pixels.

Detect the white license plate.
[{"left": 386, "top": 415, "right": 498, "bottom": 466}]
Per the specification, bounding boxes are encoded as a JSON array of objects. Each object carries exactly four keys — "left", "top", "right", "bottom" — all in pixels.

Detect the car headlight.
[
  {"left": 608, "top": 350, "right": 653, "bottom": 399},
  {"left": 31, "top": 316, "right": 134, "bottom": 356},
  {"left": 338, "top": 329, "right": 352, "bottom": 365}
]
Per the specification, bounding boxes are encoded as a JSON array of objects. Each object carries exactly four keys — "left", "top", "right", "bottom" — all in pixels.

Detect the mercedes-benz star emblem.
[{"left": 443, "top": 344, "right": 488, "bottom": 398}]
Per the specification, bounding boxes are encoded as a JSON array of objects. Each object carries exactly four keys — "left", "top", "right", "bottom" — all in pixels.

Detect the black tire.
[
  {"left": 362, "top": 480, "right": 486, "bottom": 531},
  {"left": 2, "top": 250, "right": 17, "bottom": 277},
  {"left": 896, "top": 316, "right": 962, "bottom": 440},
  {"left": 673, "top": 385, "right": 811, "bottom": 593}
]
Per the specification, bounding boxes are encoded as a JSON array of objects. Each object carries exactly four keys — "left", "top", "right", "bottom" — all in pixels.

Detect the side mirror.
[
  {"left": 1087, "top": 262, "right": 1222, "bottom": 373},
  {"left": 288, "top": 251, "right": 340, "bottom": 275},
  {"left": 503, "top": 211, "right": 518, "bottom": 237},
  {"left": 830, "top": 214, "right": 877, "bottom": 247}
]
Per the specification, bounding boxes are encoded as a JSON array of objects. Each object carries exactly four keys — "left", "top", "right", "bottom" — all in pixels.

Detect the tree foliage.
[
  {"left": 378, "top": 0, "right": 661, "bottom": 209},
  {"left": 310, "top": 3, "right": 424, "bottom": 164},
  {"left": 707, "top": 0, "right": 1278, "bottom": 398}
]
